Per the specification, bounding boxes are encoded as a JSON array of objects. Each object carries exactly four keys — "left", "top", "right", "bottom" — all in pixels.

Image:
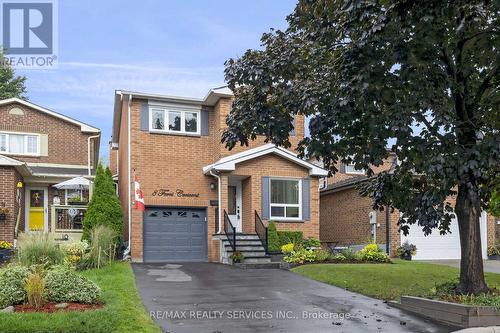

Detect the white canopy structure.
[{"left": 53, "top": 177, "right": 90, "bottom": 190}]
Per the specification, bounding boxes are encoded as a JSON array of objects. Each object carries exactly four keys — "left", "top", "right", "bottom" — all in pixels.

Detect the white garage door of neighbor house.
[{"left": 400, "top": 212, "right": 488, "bottom": 260}]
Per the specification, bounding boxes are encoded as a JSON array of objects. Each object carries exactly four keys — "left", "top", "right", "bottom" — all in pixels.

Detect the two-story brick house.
[
  {"left": 0, "top": 98, "right": 100, "bottom": 244},
  {"left": 318, "top": 154, "right": 498, "bottom": 260},
  {"left": 111, "top": 87, "right": 327, "bottom": 263}
]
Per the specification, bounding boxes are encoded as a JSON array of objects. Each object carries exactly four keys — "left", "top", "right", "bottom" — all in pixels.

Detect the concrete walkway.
[
  {"left": 423, "top": 260, "right": 500, "bottom": 274},
  {"left": 133, "top": 263, "right": 452, "bottom": 333}
]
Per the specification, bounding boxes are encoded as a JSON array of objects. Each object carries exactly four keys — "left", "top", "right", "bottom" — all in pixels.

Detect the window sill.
[
  {"left": 148, "top": 130, "right": 201, "bottom": 138},
  {"left": 0, "top": 152, "right": 40, "bottom": 157},
  {"left": 270, "top": 219, "right": 307, "bottom": 223}
]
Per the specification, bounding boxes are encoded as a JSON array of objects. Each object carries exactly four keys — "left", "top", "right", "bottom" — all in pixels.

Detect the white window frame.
[
  {"left": 0, "top": 131, "right": 40, "bottom": 156},
  {"left": 269, "top": 178, "right": 302, "bottom": 221},
  {"left": 148, "top": 107, "right": 201, "bottom": 135},
  {"left": 344, "top": 163, "right": 365, "bottom": 175}
]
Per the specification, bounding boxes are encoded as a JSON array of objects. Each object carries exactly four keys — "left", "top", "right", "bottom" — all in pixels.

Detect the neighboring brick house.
[
  {"left": 0, "top": 98, "right": 100, "bottom": 244},
  {"left": 111, "top": 87, "right": 327, "bottom": 263},
  {"left": 319, "top": 154, "right": 499, "bottom": 259}
]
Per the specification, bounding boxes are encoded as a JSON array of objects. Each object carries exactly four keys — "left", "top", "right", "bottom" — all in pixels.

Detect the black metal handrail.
[
  {"left": 255, "top": 210, "right": 268, "bottom": 254},
  {"left": 224, "top": 210, "right": 236, "bottom": 252}
]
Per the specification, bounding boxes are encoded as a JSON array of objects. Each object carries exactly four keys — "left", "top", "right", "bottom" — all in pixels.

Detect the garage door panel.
[{"left": 143, "top": 207, "right": 208, "bottom": 262}]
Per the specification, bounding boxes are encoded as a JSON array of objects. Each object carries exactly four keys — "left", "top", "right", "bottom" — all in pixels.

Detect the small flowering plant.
[
  {"left": 0, "top": 241, "right": 13, "bottom": 249},
  {"left": 62, "top": 240, "right": 89, "bottom": 266}
]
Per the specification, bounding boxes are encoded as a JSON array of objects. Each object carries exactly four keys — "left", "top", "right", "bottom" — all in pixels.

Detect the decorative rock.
[
  {"left": 1, "top": 306, "right": 14, "bottom": 313},
  {"left": 55, "top": 303, "right": 69, "bottom": 309}
]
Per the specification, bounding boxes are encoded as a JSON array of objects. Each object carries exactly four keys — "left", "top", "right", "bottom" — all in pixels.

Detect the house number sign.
[{"left": 152, "top": 188, "right": 200, "bottom": 198}]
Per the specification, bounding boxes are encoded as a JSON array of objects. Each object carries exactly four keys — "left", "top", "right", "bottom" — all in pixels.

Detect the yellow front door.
[{"left": 28, "top": 189, "right": 45, "bottom": 231}]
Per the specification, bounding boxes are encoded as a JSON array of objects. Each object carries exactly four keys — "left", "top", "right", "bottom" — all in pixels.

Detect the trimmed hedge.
[
  {"left": 44, "top": 267, "right": 101, "bottom": 304},
  {"left": 267, "top": 221, "right": 303, "bottom": 253},
  {"left": 0, "top": 265, "right": 30, "bottom": 308}
]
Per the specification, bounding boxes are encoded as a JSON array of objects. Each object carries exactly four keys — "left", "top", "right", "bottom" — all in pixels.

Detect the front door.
[
  {"left": 27, "top": 187, "right": 47, "bottom": 231},
  {"left": 228, "top": 181, "right": 242, "bottom": 232}
]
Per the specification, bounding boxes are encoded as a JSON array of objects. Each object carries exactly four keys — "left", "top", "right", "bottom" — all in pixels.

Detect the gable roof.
[
  {"left": 0, "top": 155, "right": 31, "bottom": 176},
  {"left": 0, "top": 98, "right": 100, "bottom": 133},
  {"left": 203, "top": 144, "right": 328, "bottom": 176}
]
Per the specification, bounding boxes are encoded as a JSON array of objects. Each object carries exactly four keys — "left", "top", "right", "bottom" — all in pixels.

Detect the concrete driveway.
[
  {"left": 133, "top": 263, "right": 451, "bottom": 333},
  {"left": 423, "top": 260, "right": 500, "bottom": 274}
]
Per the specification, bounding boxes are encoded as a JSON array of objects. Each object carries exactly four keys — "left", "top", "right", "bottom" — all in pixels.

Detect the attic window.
[{"left": 8, "top": 107, "right": 24, "bottom": 116}]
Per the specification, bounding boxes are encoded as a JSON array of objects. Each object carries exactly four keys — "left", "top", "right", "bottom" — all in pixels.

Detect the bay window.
[
  {"left": 270, "top": 178, "right": 301, "bottom": 219},
  {"left": 0, "top": 132, "right": 39, "bottom": 155},
  {"left": 149, "top": 107, "right": 199, "bottom": 135}
]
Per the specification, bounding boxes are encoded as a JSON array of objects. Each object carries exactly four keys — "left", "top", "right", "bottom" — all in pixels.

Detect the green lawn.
[
  {"left": 292, "top": 260, "right": 500, "bottom": 301},
  {"left": 0, "top": 262, "right": 161, "bottom": 333}
]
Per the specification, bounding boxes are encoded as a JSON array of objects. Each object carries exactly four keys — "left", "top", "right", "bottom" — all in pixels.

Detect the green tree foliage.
[
  {"left": 222, "top": 1, "right": 499, "bottom": 294},
  {"left": 82, "top": 164, "right": 123, "bottom": 241},
  {"left": 0, "top": 50, "right": 27, "bottom": 99}
]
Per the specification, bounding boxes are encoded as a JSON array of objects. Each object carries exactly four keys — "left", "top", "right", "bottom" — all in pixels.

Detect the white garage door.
[{"left": 400, "top": 212, "right": 488, "bottom": 260}]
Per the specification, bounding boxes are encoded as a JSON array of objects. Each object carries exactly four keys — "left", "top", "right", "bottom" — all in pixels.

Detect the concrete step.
[
  {"left": 227, "top": 250, "right": 268, "bottom": 258},
  {"left": 242, "top": 257, "right": 272, "bottom": 264},
  {"left": 233, "top": 262, "right": 281, "bottom": 269},
  {"left": 222, "top": 240, "right": 264, "bottom": 246},
  {"left": 224, "top": 244, "right": 265, "bottom": 251},
  {"left": 219, "top": 234, "right": 261, "bottom": 241}
]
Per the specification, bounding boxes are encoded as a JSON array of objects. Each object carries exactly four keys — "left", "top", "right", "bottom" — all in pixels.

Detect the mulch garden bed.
[{"left": 14, "top": 303, "right": 103, "bottom": 313}]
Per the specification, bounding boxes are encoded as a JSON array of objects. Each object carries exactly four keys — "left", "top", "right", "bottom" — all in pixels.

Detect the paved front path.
[
  {"left": 423, "top": 260, "right": 500, "bottom": 274},
  {"left": 133, "top": 263, "right": 451, "bottom": 333}
]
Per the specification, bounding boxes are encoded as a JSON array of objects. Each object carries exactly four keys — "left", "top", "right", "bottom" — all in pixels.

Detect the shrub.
[
  {"left": 82, "top": 164, "right": 123, "bottom": 240},
  {"left": 16, "top": 232, "right": 64, "bottom": 267},
  {"left": 79, "top": 225, "right": 117, "bottom": 269},
  {"left": 357, "top": 243, "right": 391, "bottom": 262},
  {"left": 44, "top": 267, "right": 101, "bottom": 304},
  {"left": 267, "top": 221, "right": 280, "bottom": 252},
  {"left": 340, "top": 247, "right": 357, "bottom": 260},
  {"left": 0, "top": 265, "right": 29, "bottom": 308},
  {"left": 284, "top": 248, "right": 316, "bottom": 264},
  {"left": 281, "top": 243, "right": 295, "bottom": 254},
  {"left": 396, "top": 240, "right": 417, "bottom": 257},
  {"left": 487, "top": 241, "right": 500, "bottom": 256},
  {"left": 230, "top": 251, "right": 244, "bottom": 263},
  {"left": 331, "top": 253, "right": 347, "bottom": 261},
  {"left": 24, "top": 271, "right": 45, "bottom": 308},
  {"left": 314, "top": 248, "right": 330, "bottom": 262},
  {"left": 278, "top": 231, "right": 303, "bottom": 246},
  {"left": 302, "top": 237, "right": 321, "bottom": 249},
  {"left": 62, "top": 240, "right": 89, "bottom": 266},
  {"left": 432, "top": 281, "right": 500, "bottom": 309}
]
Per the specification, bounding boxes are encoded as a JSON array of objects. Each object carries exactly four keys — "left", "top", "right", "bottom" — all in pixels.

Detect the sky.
[{"left": 17, "top": 0, "right": 297, "bottom": 162}]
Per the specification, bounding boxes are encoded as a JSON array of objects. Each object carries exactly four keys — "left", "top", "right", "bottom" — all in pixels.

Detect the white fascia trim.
[
  {"left": 203, "top": 144, "right": 328, "bottom": 176},
  {"left": 26, "top": 163, "right": 89, "bottom": 169},
  {"left": 0, "top": 98, "right": 100, "bottom": 133},
  {"left": 30, "top": 173, "right": 95, "bottom": 178},
  {"left": 0, "top": 154, "right": 24, "bottom": 166}
]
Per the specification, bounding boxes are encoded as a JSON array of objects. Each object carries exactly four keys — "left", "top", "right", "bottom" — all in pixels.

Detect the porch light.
[
  {"left": 16, "top": 181, "right": 23, "bottom": 189},
  {"left": 210, "top": 183, "right": 216, "bottom": 190}
]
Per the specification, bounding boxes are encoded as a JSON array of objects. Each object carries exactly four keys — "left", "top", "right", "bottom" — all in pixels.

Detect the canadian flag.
[{"left": 133, "top": 174, "right": 145, "bottom": 212}]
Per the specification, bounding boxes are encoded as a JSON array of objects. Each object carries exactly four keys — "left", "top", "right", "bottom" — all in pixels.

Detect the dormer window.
[
  {"left": 0, "top": 132, "right": 40, "bottom": 156},
  {"left": 149, "top": 107, "right": 200, "bottom": 135}
]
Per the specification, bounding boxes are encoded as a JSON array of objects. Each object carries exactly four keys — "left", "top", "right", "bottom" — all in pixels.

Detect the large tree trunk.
[{"left": 455, "top": 183, "right": 488, "bottom": 294}]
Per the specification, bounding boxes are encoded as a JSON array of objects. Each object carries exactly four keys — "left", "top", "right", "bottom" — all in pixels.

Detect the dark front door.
[{"left": 143, "top": 207, "right": 208, "bottom": 263}]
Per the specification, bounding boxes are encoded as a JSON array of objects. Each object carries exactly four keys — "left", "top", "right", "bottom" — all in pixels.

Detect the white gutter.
[
  {"left": 209, "top": 170, "right": 222, "bottom": 234},
  {"left": 87, "top": 134, "right": 100, "bottom": 176}
]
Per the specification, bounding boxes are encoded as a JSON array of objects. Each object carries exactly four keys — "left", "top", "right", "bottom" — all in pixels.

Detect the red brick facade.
[
  {"left": 0, "top": 99, "right": 100, "bottom": 243},
  {"left": 112, "top": 91, "right": 322, "bottom": 263},
  {"left": 320, "top": 157, "right": 498, "bottom": 257}
]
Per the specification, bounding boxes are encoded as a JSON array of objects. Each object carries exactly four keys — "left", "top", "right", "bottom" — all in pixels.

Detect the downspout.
[
  {"left": 126, "top": 94, "right": 132, "bottom": 256},
  {"left": 87, "top": 134, "right": 100, "bottom": 176},
  {"left": 209, "top": 169, "right": 221, "bottom": 234},
  {"left": 385, "top": 206, "right": 390, "bottom": 255}
]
